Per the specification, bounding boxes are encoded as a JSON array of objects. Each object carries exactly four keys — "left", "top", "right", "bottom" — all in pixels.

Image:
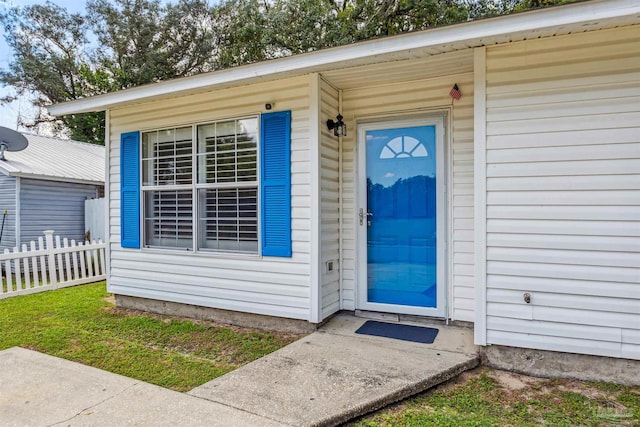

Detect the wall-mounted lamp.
[{"left": 326, "top": 114, "right": 347, "bottom": 137}]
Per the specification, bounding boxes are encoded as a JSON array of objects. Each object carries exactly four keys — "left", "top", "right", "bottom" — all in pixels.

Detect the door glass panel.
[{"left": 366, "top": 125, "right": 437, "bottom": 308}]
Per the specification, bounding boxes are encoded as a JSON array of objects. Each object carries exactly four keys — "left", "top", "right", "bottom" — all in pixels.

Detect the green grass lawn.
[
  {"left": 353, "top": 368, "right": 640, "bottom": 427},
  {"left": 0, "top": 282, "right": 301, "bottom": 392}
]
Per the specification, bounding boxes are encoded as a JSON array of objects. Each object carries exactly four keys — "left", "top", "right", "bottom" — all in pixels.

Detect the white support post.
[
  {"left": 473, "top": 47, "right": 488, "bottom": 346},
  {"left": 309, "top": 73, "right": 322, "bottom": 324},
  {"left": 338, "top": 88, "right": 344, "bottom": 310},
  {"left": 44, "top": 230, "right": 57, "bottom": 289}
]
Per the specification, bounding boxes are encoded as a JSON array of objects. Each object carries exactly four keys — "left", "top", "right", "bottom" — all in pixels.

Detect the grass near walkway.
[
  {"left": 0, "top": 282, "right": 302, "bottom": 392},
  {"left": 354, "top": 367, "right": 640, "bottom": 427}
]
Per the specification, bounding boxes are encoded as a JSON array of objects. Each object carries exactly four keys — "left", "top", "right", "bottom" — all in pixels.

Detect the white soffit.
[
  {"left": 321, "top": 49, "right": 475, "bottom": 90},
  {"left": 48, "top": 0, "right": 640, "bottom": 115}
]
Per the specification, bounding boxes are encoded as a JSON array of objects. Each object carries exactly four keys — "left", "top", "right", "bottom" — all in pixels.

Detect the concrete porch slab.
[
  {"left": 0, "top": 347, "right": 284, "bottom": 427},
  {"left": 189, "top": 313, "right": 480, "bottom": 426}
]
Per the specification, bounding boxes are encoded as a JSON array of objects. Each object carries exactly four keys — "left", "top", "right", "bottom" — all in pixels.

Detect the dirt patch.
[
  {"left": 490, "top": 369, "right": 534, "bottom": 391},
  {"left": 68, "top": 338, "right": 83, "bottom": 352},
  {"left": 431, "top": 367, "right": 483, "bottom": 392},
  {"left": 103, "top": 295, "right": 115, "bottom": 305}
]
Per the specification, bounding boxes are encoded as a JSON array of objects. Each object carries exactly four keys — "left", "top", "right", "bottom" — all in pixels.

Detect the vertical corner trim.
[
  {"left": 473, "top": 47, "right": 488, "bottom": 346},
  {"left": 309, "top": 73, "right": 322, "bottom": 323},
  {"left": 104, "top": 110, "right": 111, "bottom": 286},
  {"left": 337, "top": 88, "right": 344, "bottom": 311}
]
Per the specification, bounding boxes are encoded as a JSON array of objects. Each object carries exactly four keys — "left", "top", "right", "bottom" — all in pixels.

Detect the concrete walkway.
[
  {"left": 190, "top": 314, "right": 479, "bottom": 426},
  {"left": 0, "top": 347, "right": 282, "bottom": 427},
  {"left": 0, "top": 314, "right": 478, "bottom": 426}
]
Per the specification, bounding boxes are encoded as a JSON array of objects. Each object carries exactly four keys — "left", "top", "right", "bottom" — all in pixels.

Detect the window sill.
[{"left": 118, "top": 246, "right": 262, "bottom": 260}]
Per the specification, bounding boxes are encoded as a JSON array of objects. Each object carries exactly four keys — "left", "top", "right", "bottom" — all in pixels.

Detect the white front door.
[{"left": 357, "top": 117, "right": 446, "bottom": 317}]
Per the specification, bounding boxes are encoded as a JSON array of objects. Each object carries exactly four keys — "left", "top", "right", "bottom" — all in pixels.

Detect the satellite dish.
[{"left": 0, "top": 127, "right": 29, "bottom": 161}]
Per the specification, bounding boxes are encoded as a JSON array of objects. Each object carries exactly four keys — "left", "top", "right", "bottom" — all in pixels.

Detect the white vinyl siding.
[
  {"left": 338, "top": 54, "right": 475, "bottom": 321},
  {"left": 319, "top": 78, "right": 341, "bottom": 319},
  {"left": 482, "top": 26, "right": 640, "bottom": 359},
  {"left": 109, "top": 76, "right": 312, "bottom": 321}
]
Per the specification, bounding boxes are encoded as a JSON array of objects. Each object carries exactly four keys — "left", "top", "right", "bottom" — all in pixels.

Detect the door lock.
[{"left": 359, "top": 208, "right": 373, "bottom": 226}]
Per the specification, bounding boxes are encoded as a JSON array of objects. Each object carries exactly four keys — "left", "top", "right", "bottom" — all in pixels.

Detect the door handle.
[{"left": 359, "top": 208, "right": 373, "bottom": 225}]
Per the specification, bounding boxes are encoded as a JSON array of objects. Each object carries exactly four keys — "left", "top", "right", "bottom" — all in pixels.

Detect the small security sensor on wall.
[{"left": 265, "top": 103, "right": 273, "bottom": 110}]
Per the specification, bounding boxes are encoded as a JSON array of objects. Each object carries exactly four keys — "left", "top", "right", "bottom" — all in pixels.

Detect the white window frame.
[
  {"left": 195, "top": 117, "right": 260, "bottom": 254},
  {"left": 140, "top": 115, "right": 261, "bottom": 255},
  {"left": 141, "top": 125, "right": 195, "bottom": 251}
]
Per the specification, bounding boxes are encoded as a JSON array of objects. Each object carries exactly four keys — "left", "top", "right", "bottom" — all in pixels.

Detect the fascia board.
[{"left": 48, "top": 0, "right": 640, "bottom": 116}]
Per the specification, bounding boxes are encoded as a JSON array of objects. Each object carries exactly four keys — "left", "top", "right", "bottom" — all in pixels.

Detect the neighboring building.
[
  {"left": 0, "top": 133, "right": 104, "bottom": 250},
  {"left": 49, "top": 0, "right": 639, "bottom": 363}
]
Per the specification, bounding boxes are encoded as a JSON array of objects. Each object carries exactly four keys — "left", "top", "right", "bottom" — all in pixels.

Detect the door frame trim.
[{"left": 355, "top": 114, "right": 448, "bottom": 317}]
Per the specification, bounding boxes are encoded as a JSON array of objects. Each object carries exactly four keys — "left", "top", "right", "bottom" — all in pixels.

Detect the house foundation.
[
  {"left": 114, "top": 295, "right": 317, "bottom": 334},
  {"left": 481, "top": 345, "right": 640, "bottom": 386}
]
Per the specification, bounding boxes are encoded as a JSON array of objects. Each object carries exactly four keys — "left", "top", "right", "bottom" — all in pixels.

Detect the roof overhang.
[
  {"left": 0, "top": 162, "right": 104, "bottom": 185},
  {"left": 9, "top": 172, "right": 104, "bottom": 186},
  {"left": 48, "top": 0, "right": 640, "bottom": 116}
]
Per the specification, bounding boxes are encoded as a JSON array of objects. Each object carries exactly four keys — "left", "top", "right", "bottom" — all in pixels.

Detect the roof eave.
[
  {"left": 9, "top": 172, "right": 104, "bottom": 186},
  {"left": 47, "top": 0, "right": 640, "bottom": 116},
  {"left": 0, "top": 164, "right": 15, "bottom": 177}
]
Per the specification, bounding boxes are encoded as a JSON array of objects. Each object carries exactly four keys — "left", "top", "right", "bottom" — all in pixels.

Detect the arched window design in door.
[{"left": 379, "top": 135, "right": 429, "bottom": 159}]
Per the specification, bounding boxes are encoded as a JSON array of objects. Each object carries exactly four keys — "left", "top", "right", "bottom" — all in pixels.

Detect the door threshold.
[
  {"left": 355, "top": 310, "right": 400, "bottom": 322},
  {"left": 355, "top": 310, "right": 462, "bottom": 328}
]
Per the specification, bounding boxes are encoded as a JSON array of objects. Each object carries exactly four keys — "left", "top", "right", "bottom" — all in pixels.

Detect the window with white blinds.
[
  {"left": 143, "top": 127, "right": 193, "bottom": 186},
  {"left": 142, "top": 127, "right": 194, "bottom": 249},
  {"left": 144, "top": 190, "right": 193, "bottom": 249},
  {"left": 140, "top": 118, "right": 259, "bottom": 253},
  {"left": 197, "top": 118, "right": 259, "bottom": 253}
]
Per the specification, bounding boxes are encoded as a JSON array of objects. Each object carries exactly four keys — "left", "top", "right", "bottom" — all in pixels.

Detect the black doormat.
[{"left": 355, "top": 320, "right": 439, "bottom": 344}]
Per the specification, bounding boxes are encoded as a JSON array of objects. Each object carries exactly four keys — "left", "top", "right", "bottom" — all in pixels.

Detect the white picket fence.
[{"left": 0, "top": 230, "right": 106, "bottom": 299}]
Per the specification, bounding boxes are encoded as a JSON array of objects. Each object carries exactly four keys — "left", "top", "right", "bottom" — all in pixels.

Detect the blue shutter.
[
  {"left": 120, "top": 131, "right": 140, "bottom": 249},
  {"left": 260, "top": 111, "right": 292, "bottom": 257}
]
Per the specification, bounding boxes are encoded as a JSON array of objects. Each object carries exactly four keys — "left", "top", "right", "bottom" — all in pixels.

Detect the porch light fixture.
[{"left": 327, "top": 114, "right": 347, "bottom": 137}]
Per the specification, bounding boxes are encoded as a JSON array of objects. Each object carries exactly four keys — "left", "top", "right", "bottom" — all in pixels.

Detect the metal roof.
[
  {"left": 47, "top": 0, "right": 640, "bottom": 116},
  {"left": 0, "top": 133, "right": 105, "bottom": 185}
]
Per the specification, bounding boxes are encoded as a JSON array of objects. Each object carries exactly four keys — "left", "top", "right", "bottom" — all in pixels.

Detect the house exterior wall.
[
  {"left": 108, "top": 76, "right": 314, "bottom": 321},
  {"left": 339, "top": 70, "right": 475, "bottom": 321},
  {"left": 0, "top": 174, "right": 17, "bottom": 251},
  {"left": 319, "top": 78, "right": 341, "bottom": 319},
  {"left": 480, "top": 26, "right": 640, "bottom": 359},
  {"left": 19, "top": 178, "right": 99, "bottom": 245}
]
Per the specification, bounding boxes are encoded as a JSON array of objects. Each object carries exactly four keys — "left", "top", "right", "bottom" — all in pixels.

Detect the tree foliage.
[
  {"left": 0, "top": 2, "right": 101, "bottom": 142},
  {"left": 1, "top": 0, "right": 218, "bottom": 143},
  {"left": 0, "top": 0, "right": 573, "bottom": 143}
]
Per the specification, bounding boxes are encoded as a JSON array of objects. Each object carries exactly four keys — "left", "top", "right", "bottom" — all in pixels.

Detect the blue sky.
[{"left": 0, "top": 1, "right": 89, "bottom": 130}]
